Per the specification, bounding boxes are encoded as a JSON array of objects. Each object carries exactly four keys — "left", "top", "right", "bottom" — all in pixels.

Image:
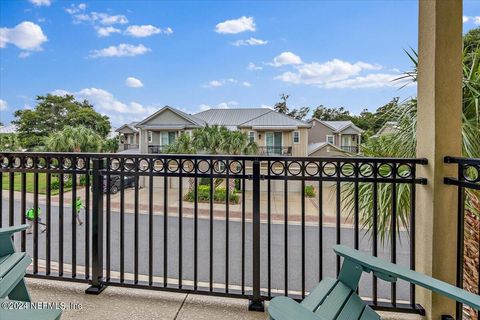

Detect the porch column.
[{"left": 415, "top": 0, "right": 463, "bottom": 318}]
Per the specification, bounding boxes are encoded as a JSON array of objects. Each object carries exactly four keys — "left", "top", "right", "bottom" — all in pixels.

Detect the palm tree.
[
  {"left": 165, "top": 133, "right": 197, "bottom": 192},
  {"left": 342, "top": 44, "right": 479, "bottom": 244},
  {"left": 45, "top": 126, "right": 103, "bottom": 152}
]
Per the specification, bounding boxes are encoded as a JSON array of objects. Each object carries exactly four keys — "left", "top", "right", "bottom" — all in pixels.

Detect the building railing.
[
  {"left": 445, "top": 156, "right": 480, "bottom": 320},
  {"left": 257, "top": 146, "right": 292, "bottom": 156},
  {"left": 0, "top": 152, "right": 428, "bottom": 313},
  {"left": 148, "top": 145, "right": 169, "bottom": 154},
  {"left": 121, "top": 143, "right": 139, "bottom": 151},
  {"left": 341, "top": 145, "right": 359, "bottom": 153}
]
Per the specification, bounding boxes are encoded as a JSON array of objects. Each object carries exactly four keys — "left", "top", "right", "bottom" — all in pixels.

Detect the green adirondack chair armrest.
[
  {"left": 0, "top": 225, "right": 28, "bottom": 236},
  {"left": 269, "top": 296, "right": 326, "bottom": 320},
  {"left": 334, "top": 245, "right": 480, "bottom": 311},
  {"left": 0, "top": 225, "right": 29, "bottom": 256}
]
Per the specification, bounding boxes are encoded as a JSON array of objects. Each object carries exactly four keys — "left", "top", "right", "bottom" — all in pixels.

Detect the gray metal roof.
[
  {"left": 193, "top": 108, "right": 271, "bottom": 127},
  {"left": 239, "top": 110, "right": 311, "bottom": 128},
  {"left": 136, "top": 106, "right": 205, "bottom": 127},
  {"left": 310, "top": 119, "right": 363, "bottom": 133}
]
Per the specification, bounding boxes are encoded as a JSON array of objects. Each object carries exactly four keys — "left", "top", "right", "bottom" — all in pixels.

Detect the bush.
[
  {"left": 305, "top": 185, "right": 315, "bottom": 198},
  {"left": 199, "top": 177, "right": 210, "bottom": 186},
  {"left": 184, "top": 185, "right": 239, "bottom": 204}
]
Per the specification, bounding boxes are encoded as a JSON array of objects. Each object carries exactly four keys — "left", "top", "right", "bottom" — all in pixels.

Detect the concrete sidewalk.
[{"left": 25, "top": 278, "right": 422, "bottom": 320}]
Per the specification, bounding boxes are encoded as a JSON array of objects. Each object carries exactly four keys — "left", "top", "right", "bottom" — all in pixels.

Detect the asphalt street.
[{"left": 2, "top": 198, "right": 412, "bottom": 302}]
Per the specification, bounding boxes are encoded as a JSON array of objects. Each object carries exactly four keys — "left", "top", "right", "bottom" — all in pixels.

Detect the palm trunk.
[{"left": 463, "top": 192, "right": 480, "bottom": 320}]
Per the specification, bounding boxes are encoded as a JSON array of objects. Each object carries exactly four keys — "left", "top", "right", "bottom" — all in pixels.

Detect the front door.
[{"left": 266, "top": 132, "right": 282, "bottom": 155}]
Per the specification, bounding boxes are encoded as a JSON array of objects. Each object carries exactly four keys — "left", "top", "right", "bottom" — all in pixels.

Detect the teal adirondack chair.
[
  {"left": 269, "top": 245, "right": 480, "bottom": 319},
  {"left": 0, "top": 225, "right": 62, "bottom": 320}
]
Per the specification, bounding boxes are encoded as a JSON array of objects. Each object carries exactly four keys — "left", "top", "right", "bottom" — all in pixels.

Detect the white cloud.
[
  {"left": 65, "top": 3, "right": 86, "bottom": 15},
  {"left": 29, "top": 0, "right": 51, "bottom": 7},
  {"left": 88, "top": 12, "right": 128, "bottom": 25},
  {"left": 203, "top": 78, "right": 237, "bottom": 88},
  {"left": 54, "top": 88, "right": 157, "bottom": 117},
  {"left": 125, "top": 77, "right": 144, "bottom": 88},
  {"left": 269, "top": 51, "right": 302, "bottom": 67},
  {"left": 19, "top": 51, "right": 31, "bottom": 58},
  {"left": 247, "top": 62, "right": 262, "bottom": 70},
  {"left": 199, "top": 101, "right": 238, "bottom": 111},
  {"left": 88, "top": 43, "right": 150, "bottom": 58},
  {"left": 0, "top": 21, "right": 48, "bottom": 51},
  {"left": 124, "top": 25, "right": 172, "bottom": 37},
  {"left": 96, "top": 26, "right": 121, "bottom": 37},
  {"left": 215, "top": 16, "right": 255, "bottom": 34},
  {"left": 463, "top": 16, "right": 480, "bottom": 25},
  {"left": 232, "top": 37, "right": 268, "bottom": 46},
  {"left": 274, "top": 58, "right": 403, "bottom": 89},
  {"left": 242, "top": 81, "right": 252, "bottom": 87},
  {"left": 322, "top": 73, "right": 405, "bottom": 89},
  {"left": 0, "top": 99, "right": 7, "bottom": 111}
]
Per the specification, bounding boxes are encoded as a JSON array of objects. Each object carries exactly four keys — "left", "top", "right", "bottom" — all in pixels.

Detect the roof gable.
[
  {"left": 239, "top": 110, "right": 311, "bottom": 129},
  {"left": 310, "top": 118, "right": 363, "bottom": 133},
  {"left": 137, "top": 106, "right": 204, "bottom": 128}
]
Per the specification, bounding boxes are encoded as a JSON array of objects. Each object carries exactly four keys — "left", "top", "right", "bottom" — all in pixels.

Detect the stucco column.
[{"left": 415, "top": 0, "right": 463, "bottom": 318}]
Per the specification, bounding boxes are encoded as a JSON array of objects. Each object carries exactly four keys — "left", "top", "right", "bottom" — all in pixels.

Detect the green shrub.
[
  {"left": 50, "top": 179, "right": 60, "bottom": 190},
  {"left": 199, "top": 177, "right": 210, "bottom": 186},
  {"left": 305, "top": 185, "right": 315, "bottom": 198},
  {"left": 184, "top": 185, "right": 239, "bottom": 204}
]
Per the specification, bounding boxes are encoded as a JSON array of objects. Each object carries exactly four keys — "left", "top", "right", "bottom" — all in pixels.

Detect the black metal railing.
[
  {"left": 0, "top": 152, "right": 427, "bottom": 313},
  {"left": 341, "top": 145, "right": 359, "bottom": 153},
  {"left": 148, "top": 145, "right": 169, "bottom": 154},
  {"left": 121, "top": 143, "right": 139, "bottom": 151},
  {"left": 445, "top": 156, "right": 480, "bottom": 320},
  {"left": 257, "top": 146, "right": 292, "bottom": 156}
]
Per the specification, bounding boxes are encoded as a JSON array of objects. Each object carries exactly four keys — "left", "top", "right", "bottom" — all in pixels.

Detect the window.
[
  {"left": 148, "top": 131, "right": 153, "bottom": 143},
  {"left": 326, "top": 135, "right": 334, "bottom": 144},
  {"left": 160, "top": 131, "right": 176, "bottom": 145},
  {"left": 293, "top": 131, "right": 300, "bottom": 144},
  {"left": 249, "top": 131, "right": 255, "bottom": 143}
]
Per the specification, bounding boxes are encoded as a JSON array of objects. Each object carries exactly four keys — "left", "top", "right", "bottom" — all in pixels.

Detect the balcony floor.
[{"left": 26, "top": 278, "right": 423, "bottom": 320}]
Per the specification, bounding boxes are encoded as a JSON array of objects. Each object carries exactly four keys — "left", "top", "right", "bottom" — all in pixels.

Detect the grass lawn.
[{"left": 1, "top": 172, "right": 74, "bottom": 195}]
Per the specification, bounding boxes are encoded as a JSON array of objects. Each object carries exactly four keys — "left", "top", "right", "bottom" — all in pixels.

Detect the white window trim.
[
  {"left": 293, "top": 131, "right": 300, "bottom": 144},
  {"left": 249, "top": 131, "right": 255, "bottom": 143},
  {"left": 326, "top": 135, "right": 335, "bottom": 144},
  {"left": 148, "top": 131, "right": 153, "bottom": 143}
]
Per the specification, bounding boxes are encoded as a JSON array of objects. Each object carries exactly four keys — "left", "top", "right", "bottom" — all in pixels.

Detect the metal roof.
[
  {"left": 136, "top": 106, "right": 205, "bottom": 127},
  {"left": 310, "top": 118, "right": 364, "bottom": 133},
  {"left": 194, "top": 108, "right": 271, "bottom": 127},
  {"left": 239, "top": 110, "right": 311, "bottom": 128}
]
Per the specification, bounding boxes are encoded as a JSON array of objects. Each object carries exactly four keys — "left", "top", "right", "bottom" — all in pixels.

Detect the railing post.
[
  {"left": 249, "top": 159, "right": 264, "bottom": 311},
  {"left": 86, "top": 158, "right": 106, "bottom": 294}
]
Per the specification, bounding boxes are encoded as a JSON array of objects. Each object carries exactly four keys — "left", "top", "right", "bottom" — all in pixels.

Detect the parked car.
[{"left": 103, "top": 175, "right": 136, "bottom": 194}]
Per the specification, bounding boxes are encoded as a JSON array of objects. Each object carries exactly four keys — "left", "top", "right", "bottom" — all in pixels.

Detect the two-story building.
[
  {"left": 308, "top": 118, "right": 363, "bottom": 154},
  {"left": 119, "top": 106, "right": 312, "bottom": 157}
]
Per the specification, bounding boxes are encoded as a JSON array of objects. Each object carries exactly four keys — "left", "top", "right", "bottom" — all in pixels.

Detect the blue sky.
[{"left": 1, "top": 0, "right": 479, "bottom": 127}]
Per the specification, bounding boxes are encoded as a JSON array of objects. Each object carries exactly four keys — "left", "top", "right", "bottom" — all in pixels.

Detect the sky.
[{"left": 0, "top": 0, "right": 479, "bottom": 127}]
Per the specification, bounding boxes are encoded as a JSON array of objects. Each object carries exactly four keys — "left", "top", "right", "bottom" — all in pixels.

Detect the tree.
[
  {"left": 343, "top": 41, "right": 480, "bottom": 245},
  {"left": 13, "top": 94, "right": 111, "bottom": 149},
  {"left": 311, "top": 105, "right": 352, "bottom": 121},
  {"left": 273, "top": 94, "right": 310, "bottom": 120},
  {"left": 102, "top": 138, "right": 119, "bottom": 153},
  {"left": 274, "top": 94, "right": 290, "bottom": 114},
  {"left": 0, "top": 134, "right": 21, "bottom": 151},
  {"left": 45, "top": 126, "right": 103, "bottom": 152}
]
